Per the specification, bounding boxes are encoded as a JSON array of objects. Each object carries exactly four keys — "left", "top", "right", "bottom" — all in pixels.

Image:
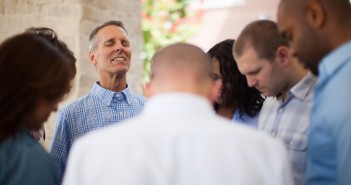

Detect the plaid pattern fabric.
[
  {"left": 49, "top": 82, "right": 146, "bottom": 182},
  {"left": 258, "top": 72, "right": 317, "bottom": 185}
]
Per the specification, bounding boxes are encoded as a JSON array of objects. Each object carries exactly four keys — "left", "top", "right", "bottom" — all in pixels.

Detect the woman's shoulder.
[{"left": 0, "top": 133, "right": 57, "bottom": 184}]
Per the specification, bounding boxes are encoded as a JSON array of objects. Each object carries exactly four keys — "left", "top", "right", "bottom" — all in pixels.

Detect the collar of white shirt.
[{"left": 142, "top": 92, "right": 215, "bottom": 119}]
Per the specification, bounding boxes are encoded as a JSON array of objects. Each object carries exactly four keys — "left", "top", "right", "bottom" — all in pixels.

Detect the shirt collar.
[
  {"left": 91, "top": 82, "right": 133, "bottom": 106},
  {"left": 319, "top": 41, "right": 351, "bottom": 81},
  {"left": 20, "top": 126, "right": 35, "bottom": 140},
  {"left": 142, "top": 93, "right": 215, "bottom": 118},
  {"left": 122, "top": 85, "right": 133, "bottom": 105},
  {"left": 289, "top": 72, "right": 317, "bottom": 101}
]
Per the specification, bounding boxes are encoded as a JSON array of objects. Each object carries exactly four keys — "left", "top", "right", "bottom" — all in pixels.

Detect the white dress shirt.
[{"left": 63, "top": 93, "right": 294, "bottom": 185}]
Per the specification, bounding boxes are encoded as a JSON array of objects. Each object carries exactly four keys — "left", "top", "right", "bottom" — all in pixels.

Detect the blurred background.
[
  {"left": 0, "top": 0, "right": 279, "bottom": 148},
  {"left": 142, "top": 0, "right": 279, "bottom": 81}
]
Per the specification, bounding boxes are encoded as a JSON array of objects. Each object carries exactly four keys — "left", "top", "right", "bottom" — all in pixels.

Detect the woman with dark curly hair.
[
  {"left": 0, "top": 34, "right": 75, "bottom": 185},
  {"left": 24, "top": 27, "right": 77, "bottom": 144},
  {"left": 207, "top": 39, "right": 264, "bottom": 128}
]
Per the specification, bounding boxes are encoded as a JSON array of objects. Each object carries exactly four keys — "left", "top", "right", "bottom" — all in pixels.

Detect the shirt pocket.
[{"left": 281, "top": 132, "right": 308, "bottom": 175}]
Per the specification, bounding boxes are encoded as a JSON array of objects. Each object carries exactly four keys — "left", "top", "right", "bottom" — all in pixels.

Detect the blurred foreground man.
[{"left": 278, "top": 0, "right": 351, "bottom": 184}]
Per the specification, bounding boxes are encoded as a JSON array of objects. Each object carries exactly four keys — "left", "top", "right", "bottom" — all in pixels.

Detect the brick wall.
[{"left": 0, "top": 0, "right": 144, "bottom": 149}]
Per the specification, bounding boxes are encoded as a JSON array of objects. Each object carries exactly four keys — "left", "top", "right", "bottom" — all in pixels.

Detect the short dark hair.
[
  {"left": 0, "top": 34, "right": 73, "bottom": 143},
  {"left": 208, "top": 39, "right": 264, "bottom": 117},
  {"left": 234, "top": 20, "right": 289, "bottom": 61},
  {"left": 88, "top": 20, "right": 127, "bottom": 51},
  {"left": 24, "top": 27, "right": 77, "bottom": 79}
]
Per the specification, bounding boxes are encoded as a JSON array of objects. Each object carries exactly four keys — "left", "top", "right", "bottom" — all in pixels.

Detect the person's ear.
[
  {"left": 89, "top": 51, "right": 97, "bottom": 65},
  {"left": 208, "top": 79, "right": 221, "bottom": 104},
  {"left": 276, "top": 46, "right": 290, "bottom": 67},
  {"left": 143, "top": 81, "right": 153, "bottom": 98},
  {"left": 306, "top": 0, "right": 326, "bottom": 28}
]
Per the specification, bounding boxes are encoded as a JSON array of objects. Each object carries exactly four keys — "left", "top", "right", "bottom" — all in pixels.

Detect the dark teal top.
[{"left": 0, "top": 129, "right": 58, "bottom": 185}]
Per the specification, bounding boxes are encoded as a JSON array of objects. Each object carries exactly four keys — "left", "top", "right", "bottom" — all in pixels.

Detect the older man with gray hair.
[{"left": 49, "top": 20, "right": 146, "bottom": 183}]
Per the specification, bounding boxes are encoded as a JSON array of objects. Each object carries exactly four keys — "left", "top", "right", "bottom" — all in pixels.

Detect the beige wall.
[{"left": 0, "top": 0, "right": 144, "bottom": 149}]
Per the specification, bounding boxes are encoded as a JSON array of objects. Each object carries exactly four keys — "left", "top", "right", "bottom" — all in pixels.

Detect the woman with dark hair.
[
  {"left": 207, "top": 39, "right": 264, "bottom": 128},
  {"left": 0, "top": 34, "right": 75, "bottom": 185},
  {"left": 24, "top": 26, "right": 77, "bottom": 144}
]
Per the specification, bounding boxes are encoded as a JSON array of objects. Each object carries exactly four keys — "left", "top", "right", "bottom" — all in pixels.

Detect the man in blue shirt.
[
  {"left": 49, "top": 20, "right": 146, "bottom": 183},
  {"left": 277, "top": 0, "right": 351, "bottom": 184}
]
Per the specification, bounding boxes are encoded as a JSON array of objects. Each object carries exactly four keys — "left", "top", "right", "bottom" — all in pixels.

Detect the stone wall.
[{"left": 0, "top": 0, "right": 144, "bottom": 149}]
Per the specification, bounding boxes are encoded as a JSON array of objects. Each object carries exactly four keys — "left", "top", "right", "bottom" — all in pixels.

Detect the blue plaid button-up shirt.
[
  {"left": 258, "top": 72, "right": 317, "bottom": 185},
  {"left": 49, "top": 82, "right": 146, "bottom": 183}
]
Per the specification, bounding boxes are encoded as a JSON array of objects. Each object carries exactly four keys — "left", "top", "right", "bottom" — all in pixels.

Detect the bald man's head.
[
  {"left": 151, "top": 43, "right": 212, "bottom": 83},
  {"left": 146, "top": 43, "right": 219, "bottom": 100}
]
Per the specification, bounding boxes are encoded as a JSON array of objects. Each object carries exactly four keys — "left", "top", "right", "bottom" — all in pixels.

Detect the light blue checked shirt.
[
  {"left": 49, "top": 82, "right": 146, "bottom": 183},
  {"left": 258, "top": 72, "right": 317, "bottom": 185}
]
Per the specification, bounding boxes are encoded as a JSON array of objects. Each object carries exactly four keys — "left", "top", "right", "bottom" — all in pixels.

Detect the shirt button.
[
  {"left": 271, "top": 131, "right": 276, "bottom": 136},
  {"left": 278, "top": 108, "right": 283, "bottom": 113}
]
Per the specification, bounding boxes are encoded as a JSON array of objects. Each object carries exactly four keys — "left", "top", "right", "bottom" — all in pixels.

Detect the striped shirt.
[
  {"left": 49, "top": 82, "right": 146, "bottom": 183},
  {"left": 258, "top": 72, "right": 317, "bottom": 185}
]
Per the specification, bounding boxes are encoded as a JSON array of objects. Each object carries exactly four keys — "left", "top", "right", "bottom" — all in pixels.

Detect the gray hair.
[{"left": 88, "top": 20, "right": 128, "bottom": 51}]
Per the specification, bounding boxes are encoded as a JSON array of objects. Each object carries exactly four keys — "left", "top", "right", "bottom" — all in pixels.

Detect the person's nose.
[
  {"left": 246, "top": 76, "right": 257, "bottom": 87},
  {"left": 114, "top": 42, "right": 124, "bottom": 53}
]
